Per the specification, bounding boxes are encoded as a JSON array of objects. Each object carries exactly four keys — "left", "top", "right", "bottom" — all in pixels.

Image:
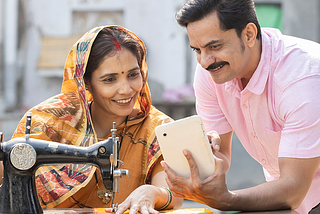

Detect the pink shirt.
[{"left": 194, "top": 28, "right": 320, "bottom": 214}]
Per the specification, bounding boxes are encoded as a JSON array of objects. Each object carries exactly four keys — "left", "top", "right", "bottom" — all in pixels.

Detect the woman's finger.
[
  {"left": 104, "top": 208, "right": 113, "bottom": 213},
  {"left": 140, "top": 205, "right": 159, "bottom": 214},
  {"left": 128, "top": 204, "right": 140, "bottom": 214},
  {"left": 116, "top": 201, "right": 130, "bottom": 214}
]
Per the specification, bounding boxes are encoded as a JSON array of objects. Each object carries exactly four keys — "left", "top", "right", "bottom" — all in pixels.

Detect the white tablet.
[{"left": 155, "top": 115, "right": 215, "bottom": 180}]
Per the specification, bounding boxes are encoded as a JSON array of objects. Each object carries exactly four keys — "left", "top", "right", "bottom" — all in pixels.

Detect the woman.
[{"left": 10, "top": 26, "right": 183, "bottom": 213}]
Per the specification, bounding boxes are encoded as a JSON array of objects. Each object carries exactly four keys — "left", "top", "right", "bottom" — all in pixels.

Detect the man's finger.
[
  {"left": 183, "top": 149, "right": 201, "bottom": 181},
  {"left": 207, "top": 130, "right": 221, "bottom": 151},
  {"left": 160, "top": 161, "right": 175, "bottom": 175},
  {"left": 214, "top": 157, "right": 226, "bottom": 175},
  {"left": 161, "top": 161, "right": 191, "bottom": 196},
  {"left": 165, "top": 176, "right": 188, "bottom": 197},
  {"left": 161, "top": 160, "right": 189, "bottom": 184}
]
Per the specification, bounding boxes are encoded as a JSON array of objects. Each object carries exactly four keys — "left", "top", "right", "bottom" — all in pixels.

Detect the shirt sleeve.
[
  {"left": 278, "top": 76, "right": 320, "bottom": 158},
  {"left": 193, "top": 64, "right": 233, "bottom": 134}
]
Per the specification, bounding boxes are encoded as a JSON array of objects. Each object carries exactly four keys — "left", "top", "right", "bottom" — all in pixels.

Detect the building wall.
[
  {"left": 255, "top": 0, "right": 320, "bottom": 43},
  {"left": 19, "top": 0, "right": 193, "bottom": 111},
  {"left": 0, "top": 0, "right": 3, "bottom": 94},
  {"left": 4, "top": 0, "right": 318, "bottom": 115}
]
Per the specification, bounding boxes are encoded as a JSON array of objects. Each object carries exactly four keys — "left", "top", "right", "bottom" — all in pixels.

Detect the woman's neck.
[{"left": 89, "top": 102, "right": 128, "bottom": 139}]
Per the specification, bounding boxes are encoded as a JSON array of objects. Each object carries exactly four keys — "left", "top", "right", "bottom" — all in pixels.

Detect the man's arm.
[
  {"left": 228, "top": 156, "right": 320, "bottom": 211},
  {"left": 162, "top": 151, "right": 320, "bottom": 211}
]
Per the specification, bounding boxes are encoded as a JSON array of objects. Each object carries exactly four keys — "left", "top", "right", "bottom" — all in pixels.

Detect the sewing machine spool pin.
[
  {"left": 25, "top": 112, "right": 32, "bottom": 140},
  {"left": 110, "top": 122, "right": 129, "bottom": 212}
]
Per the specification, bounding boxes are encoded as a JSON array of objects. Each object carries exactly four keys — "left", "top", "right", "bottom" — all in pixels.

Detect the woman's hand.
[
  {"left": 207, "top": 130, "right": 221, "bottom": 153},
  {"left": 104, "top": 185, "right": 160, "bottom": 214}
]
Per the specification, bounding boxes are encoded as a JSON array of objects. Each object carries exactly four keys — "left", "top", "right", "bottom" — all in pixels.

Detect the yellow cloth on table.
[
  {"left": 159, "top": 208, "right": 213, "bottom": 213},
  {"left": 92, "top": 208, "right": 213, "bottom": 214}
]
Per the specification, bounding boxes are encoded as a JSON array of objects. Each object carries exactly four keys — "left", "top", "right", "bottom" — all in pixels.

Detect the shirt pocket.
[{"left": 261, "top": 127, "right": 281, "bottom": 159}]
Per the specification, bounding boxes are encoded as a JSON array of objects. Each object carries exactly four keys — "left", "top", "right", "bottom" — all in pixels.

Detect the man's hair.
[{"left": 176, "top": 0, "right": 261, "bottom": 39}]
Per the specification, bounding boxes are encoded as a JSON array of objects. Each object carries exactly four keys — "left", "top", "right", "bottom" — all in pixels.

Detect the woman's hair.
[
  {"left": 84, "top": 26, "right": 146, "bottom": 81},
  {"left": 176, "top": 0, "right": 261, "bottom": 39}
]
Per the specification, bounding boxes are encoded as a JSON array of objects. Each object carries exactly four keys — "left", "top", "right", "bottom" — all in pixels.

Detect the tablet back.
[{"left": 155, "top": 115, "right": 215, "bottom": 180}]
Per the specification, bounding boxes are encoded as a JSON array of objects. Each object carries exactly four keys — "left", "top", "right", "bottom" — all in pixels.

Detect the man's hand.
[
  {"left": 207, "top": 131, "right": 232, "bottom": 173},
  {"left": 162, "top": 149, "right": 320, "bottom": 212},
  {"left": 161, "top": 149, "right": 232, "bottom": 209},
  {"left": 207, "top": 130, "right": 221, "bottom": 153}
]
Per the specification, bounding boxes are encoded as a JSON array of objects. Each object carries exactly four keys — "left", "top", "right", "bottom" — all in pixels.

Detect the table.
[
  {"left": 44, "top": 208, "right": 212, "bottom": 213},
  {"left": 43, "top": 208, "right": 299, "bottom": 214}
]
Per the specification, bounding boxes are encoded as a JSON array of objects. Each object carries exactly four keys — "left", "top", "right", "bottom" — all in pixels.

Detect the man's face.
[{"left": 187, "top": 12, "right": 253, "bottom": 84}]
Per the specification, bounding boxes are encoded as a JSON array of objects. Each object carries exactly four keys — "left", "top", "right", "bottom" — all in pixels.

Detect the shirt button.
[
  {"left": 251, "top": 133, "right": 256, "bottom": 138},
  {"left": 261, "top": 159, "right": 266, "bottom": 164},
  {"left": 243, "top": 104, "right": 247, "bottom": 109}
]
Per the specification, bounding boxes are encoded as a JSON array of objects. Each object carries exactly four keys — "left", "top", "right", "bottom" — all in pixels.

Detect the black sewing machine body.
[
  {"left": 0, "top": 136, "right": 114, "bottom": 214},
  {"left": 0, "top": 113, "right": 128, "bottom": 214}
]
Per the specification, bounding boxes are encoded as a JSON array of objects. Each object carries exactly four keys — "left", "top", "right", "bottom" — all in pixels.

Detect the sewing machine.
[{"left": 0, "top": 112, "right": 128, "bottom": 214}]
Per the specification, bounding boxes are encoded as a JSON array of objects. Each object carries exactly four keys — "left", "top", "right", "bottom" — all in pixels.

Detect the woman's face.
[{"left": 86, "top": 48, "right": 143, "bottom": 119}]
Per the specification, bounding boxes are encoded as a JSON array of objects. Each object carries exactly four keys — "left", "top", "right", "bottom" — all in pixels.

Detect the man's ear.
[{"left": 243, "top": 23, "right": 258, "bottom": 48}]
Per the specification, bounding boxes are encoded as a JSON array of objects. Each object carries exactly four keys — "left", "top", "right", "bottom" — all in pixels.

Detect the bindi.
[{"left": 121, "top": 71, "right": 124, "bottom": 74}]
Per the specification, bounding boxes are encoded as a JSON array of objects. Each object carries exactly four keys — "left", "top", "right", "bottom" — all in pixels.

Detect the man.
[{"left": 160, "top": 0, "right": 320, "bottom": 213}]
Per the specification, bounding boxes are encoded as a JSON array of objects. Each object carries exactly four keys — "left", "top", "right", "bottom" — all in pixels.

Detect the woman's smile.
[{"left": 113, "top": 96, "right": 134, "bottom": 104}]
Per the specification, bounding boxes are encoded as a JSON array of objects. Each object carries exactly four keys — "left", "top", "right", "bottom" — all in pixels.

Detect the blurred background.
[{"left": 0, "top": 0, "right": 319, "bottom": 211}]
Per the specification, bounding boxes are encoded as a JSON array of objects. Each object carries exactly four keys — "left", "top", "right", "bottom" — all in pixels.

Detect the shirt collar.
[{"left": 225, "top": 29, "right": 272, "bottom": 96}]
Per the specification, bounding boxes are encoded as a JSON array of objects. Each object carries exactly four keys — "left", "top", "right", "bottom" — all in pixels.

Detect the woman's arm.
[
  {"left": 106, "top": 156, "right": 183, "bottom": 214},
  {"left": 150, "top": 157, "right": 183, "bottom": 210}
]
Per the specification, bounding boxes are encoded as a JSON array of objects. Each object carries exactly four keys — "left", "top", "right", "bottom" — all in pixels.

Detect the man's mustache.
[{"left": 206, "top": 61, "right": 229, "bottom": 71}]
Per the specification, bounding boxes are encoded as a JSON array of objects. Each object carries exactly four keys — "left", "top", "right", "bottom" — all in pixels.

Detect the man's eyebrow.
[
  {"left": 190, "top": 45, "right": 199, "bottom": 50},
  {"left": 202, "top": 40, "right": 220, "bottom": 48},
  {"left": 190, "top": 40, "right": 220, "bottom": 50}
]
